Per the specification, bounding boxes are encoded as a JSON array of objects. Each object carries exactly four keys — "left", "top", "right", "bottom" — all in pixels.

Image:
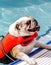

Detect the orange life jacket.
[{"left": 0, "top": 32, "right": 38, "bottom": 59}]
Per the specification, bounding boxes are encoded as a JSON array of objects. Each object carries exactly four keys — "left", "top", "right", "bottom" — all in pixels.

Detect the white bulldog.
[{"left": 9, "top": 16, "right": 51, "bottom": 65}]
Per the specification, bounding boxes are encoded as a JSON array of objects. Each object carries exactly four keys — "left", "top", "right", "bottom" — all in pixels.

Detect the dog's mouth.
[{"left": 28, "top": 25, "right": 40, "bottom": 32}]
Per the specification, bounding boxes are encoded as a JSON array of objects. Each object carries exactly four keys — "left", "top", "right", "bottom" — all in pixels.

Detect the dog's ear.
[{"left": 15, "top": 24, "right": 20, "bottom": 30}]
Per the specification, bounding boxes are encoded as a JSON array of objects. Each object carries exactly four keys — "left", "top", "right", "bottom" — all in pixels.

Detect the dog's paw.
[
  {"left": 28, "top": 58, "right": 37, "bottom": 65},
  {"left": 34, "top": 62, "right": 37, "bottom": 65}
]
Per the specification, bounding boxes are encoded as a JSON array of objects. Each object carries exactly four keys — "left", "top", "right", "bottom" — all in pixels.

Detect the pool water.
[
  {"left": 0, "top": 0, "right": 51, "bottom": 65},
  {"left": 0, "top": 0, "right": 51, "bottom": 36}
]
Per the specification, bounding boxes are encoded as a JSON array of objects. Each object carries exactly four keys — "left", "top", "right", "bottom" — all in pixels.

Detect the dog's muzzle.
[{"left": 28, "top": 25, "right": 40, "bottom": 32}]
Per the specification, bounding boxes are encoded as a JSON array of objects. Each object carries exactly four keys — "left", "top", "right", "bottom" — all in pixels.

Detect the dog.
[
  {"left": 8, "top": 16, "right": 51, "bottom": 65},
  {"left": 0, "top": 16, "right": 51, "bottom": 65}
]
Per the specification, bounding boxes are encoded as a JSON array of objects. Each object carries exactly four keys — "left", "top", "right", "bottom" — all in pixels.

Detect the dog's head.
[{"left": 14, "top": 16, "right": 40, "bottom": 36}]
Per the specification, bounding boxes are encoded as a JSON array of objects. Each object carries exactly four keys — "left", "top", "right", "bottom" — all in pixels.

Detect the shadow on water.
[{"left": 0, "top": 0, "right": 51, "bottom": 8}]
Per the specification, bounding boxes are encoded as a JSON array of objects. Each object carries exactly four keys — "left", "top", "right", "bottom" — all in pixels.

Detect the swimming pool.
[
  {"left": 0, "top": 0, "right": 51, "bottom": 36},
  {"left": 0, "top": 0, "right": 51, "bottom": 65}
]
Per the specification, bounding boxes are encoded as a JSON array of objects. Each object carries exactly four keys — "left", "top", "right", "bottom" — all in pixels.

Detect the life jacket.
[{"left": 0, "top": 32, "right": 38, "bottom": 59}]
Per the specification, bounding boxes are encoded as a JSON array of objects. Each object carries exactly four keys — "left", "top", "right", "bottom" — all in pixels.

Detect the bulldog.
[
  {"left": 8, "top": 16, "right": 51, "bottom": 65},
  {"left": 0, "top": 16, "right": 51, "bottom": 65}
]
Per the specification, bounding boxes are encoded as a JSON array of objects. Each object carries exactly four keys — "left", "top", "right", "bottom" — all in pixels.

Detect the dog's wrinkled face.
[{"left": 15, "top": 16, "right": 40, "bottom": 36}]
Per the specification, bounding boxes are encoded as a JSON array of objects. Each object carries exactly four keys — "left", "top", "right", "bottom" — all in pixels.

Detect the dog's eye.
[{"left": 26, "top": 20, "right": 31, "bottom": 26}]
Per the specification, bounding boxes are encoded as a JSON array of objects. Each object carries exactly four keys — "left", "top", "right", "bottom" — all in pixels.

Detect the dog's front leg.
[
  {"left": 34, "top": 40, "right": 51, "bottom": 50},
  {"left": 10, "top": 45, "right": 37, "bottom": 65}
]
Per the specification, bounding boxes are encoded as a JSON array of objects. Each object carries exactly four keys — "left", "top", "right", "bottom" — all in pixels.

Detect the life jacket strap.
[{"left": 0, "top": 35, "right": 15, "bottom": 61}]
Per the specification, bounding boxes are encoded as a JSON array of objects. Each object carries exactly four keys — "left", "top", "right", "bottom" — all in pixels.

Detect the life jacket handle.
[{"left": 0, "top": 35, "right": 4, "bottom": 41}]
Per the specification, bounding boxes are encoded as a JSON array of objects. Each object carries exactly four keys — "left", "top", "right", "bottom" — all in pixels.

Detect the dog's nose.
[{"left": 34, "top": 19, "right": 38, "bottom": 26}]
